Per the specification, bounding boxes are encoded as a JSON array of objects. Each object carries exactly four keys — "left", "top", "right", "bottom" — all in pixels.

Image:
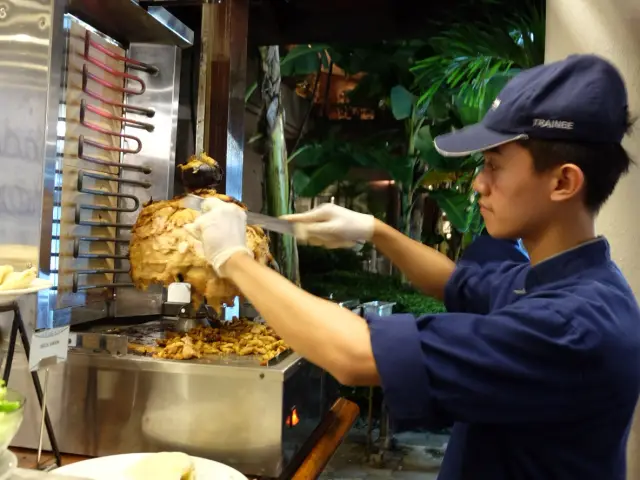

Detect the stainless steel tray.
[{"left": 72, "top": 317, "right": 294, "bottom": 369}]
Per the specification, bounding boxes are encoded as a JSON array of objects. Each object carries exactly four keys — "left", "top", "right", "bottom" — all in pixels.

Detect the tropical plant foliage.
[
  {"left": 387, "top": 84, "right": 487, "bottom": 240},
  {"left": 281, "top": 0, "right": 544, "bottom": 250},
  {"left": 411, "top": 2, "right": 545, "bottom": 107},
  {"left": 288, "top": 81, "right": 489, "bottom": 241}
]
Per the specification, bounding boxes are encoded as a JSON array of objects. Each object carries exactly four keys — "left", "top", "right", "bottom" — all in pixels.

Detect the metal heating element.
[
  {"left": 54, "top": 20, "right": 156, "bottom": 308},
  {"left": 69, "top": 32, "right": 157, "bottom": 293}
]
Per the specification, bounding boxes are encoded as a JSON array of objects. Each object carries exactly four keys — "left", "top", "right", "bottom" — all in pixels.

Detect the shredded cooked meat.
[
  {"left": 129, "top": 319, "right": 289, "bottom": 365},
  {"left": 129, "top": 189, "right": 272, "bottom": 311}
]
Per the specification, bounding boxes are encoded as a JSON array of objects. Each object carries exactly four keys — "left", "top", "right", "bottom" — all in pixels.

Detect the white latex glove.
[
  {"left": 282, "top": 203, "right": 375, "bottom": 249},
  {"left": 185, "top": 198, "right": 251, "bottom": 276}
]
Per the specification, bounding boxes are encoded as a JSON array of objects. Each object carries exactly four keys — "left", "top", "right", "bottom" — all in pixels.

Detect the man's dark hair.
[{"left": 519, "top": 115, "right": 635, "bottom": 213}]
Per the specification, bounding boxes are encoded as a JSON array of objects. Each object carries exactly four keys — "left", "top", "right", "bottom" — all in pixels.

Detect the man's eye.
[{"left": 484, "top": 162, "right": 497, "bottom": 171}]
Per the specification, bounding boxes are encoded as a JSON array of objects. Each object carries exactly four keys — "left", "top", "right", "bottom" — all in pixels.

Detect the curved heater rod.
[
  {"left": 84, "top": 31, "right": 158, "bottom": 75},
  {"left": 81, "top": 65, "right": 155, "bottom": 118},
  {"left": 64, "top": 31, "right": 160, "bottom": 294},
  {"left": 77, "top": 137, "right": 152, "bottom": 174},
  {"left": 83, "top": 31, "right": 157, "bottom": 96},
  {"left": 82, "top": 99, "right": 154, "bottom": 132},
  {"left": 79, "top": 101, "right": 143, "bottom": 154}
]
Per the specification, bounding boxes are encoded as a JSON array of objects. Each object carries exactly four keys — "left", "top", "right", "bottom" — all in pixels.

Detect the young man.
[{"left": 190, "top": 54, "right": 640, "bottom": 479}]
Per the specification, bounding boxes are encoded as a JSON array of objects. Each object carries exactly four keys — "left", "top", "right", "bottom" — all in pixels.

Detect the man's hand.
[
  {"left": 186, "top": 198, "right": 251, "bottom": 276},
  {"left": 282, "top": 203, "right": 375, "bottom": 249}
]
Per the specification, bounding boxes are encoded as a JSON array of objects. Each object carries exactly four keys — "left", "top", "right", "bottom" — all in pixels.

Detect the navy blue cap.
[{"left": 434, "top": 54, "right": 629, "bottom": 157}]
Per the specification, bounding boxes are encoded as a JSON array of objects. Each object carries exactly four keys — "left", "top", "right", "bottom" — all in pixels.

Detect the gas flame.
[{"left": 286, "top": 407, "right": 300, "bottom": 427}]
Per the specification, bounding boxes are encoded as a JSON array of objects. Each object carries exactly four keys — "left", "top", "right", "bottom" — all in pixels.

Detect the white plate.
[
  {"left": 54, "top": 453, "right": 248, "bottom": 480},
  {"left": 0, "top": 279, "right": 53, "bottom": 306}
]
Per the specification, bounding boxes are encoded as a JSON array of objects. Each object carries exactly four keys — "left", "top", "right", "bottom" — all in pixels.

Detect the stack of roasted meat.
[
  {"left": 127, "top": 153, "right": 286, "bottom": 365},
  {"left": 128, "top": 153, "right": 272, "bottom": 311}
]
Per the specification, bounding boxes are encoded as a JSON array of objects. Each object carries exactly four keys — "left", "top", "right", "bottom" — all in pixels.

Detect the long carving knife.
[
  {"left": 245, "top": 211, "right": 295, "bottom": 236},
  {"left": 181, "top": 194, "right": 296, "bottom": 236}
]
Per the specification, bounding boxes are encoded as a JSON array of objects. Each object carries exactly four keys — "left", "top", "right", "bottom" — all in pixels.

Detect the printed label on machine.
[{"left": 28, "top": 326, "right": 71, "bottom": 372}]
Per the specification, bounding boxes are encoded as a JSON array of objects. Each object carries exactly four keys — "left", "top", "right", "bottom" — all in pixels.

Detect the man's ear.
[{"left": 549, "top": 163, "right": 585, "bottom": 203}]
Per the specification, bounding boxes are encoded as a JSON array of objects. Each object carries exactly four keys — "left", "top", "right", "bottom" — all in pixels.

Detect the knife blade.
[
  {"left": 181, "top": 194, "right": 206, "bottom": 211},
  {"left": 181, "top": 194, "right": 296, "bottom": 236},
  {"left": 245, "top": 211, "right": 295, "bottom": 236}
]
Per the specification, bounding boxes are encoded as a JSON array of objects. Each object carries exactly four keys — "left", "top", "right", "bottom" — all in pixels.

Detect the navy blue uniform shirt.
[
  {"left": 368, "top": 237, "right": 640, "bottom": 479},
  {"left": 458, "top": 235, "right": 529, "bottom": 265}
]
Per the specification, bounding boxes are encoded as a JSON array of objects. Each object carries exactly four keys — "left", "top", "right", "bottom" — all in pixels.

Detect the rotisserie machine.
[{"left": 0, "top": 1, "right": 336, "bottom": 477}]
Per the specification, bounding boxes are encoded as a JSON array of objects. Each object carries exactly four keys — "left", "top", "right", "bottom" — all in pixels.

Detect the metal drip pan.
[{"left": 74, "top": 318, "right": 293, "bottom": 367}]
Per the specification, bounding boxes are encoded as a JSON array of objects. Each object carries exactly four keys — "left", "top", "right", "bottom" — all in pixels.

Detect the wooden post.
[{"left": 195, "top": 0, "right": 249, "bottom": 200}]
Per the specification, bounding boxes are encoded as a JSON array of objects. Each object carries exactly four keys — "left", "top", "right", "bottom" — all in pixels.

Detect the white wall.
[{"left": 546, "top": 1, "right": 640, "bottom": 477}]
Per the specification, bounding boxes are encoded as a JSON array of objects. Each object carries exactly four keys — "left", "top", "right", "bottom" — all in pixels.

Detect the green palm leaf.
[{"left": 412, "top": 2, "right": 544, "bottom": 107}]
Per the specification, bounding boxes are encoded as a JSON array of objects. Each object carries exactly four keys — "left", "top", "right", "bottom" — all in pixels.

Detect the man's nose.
[{"left": 473, "top": 170, "right": 489, "bottom": 195}]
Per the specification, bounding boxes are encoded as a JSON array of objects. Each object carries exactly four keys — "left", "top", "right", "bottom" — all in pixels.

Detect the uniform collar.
[{"left": 524, "top": 237, "right": 610, "bottom": 291}]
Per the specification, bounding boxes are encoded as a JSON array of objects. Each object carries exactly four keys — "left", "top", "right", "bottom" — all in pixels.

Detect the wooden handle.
[{"left": 292, "top": 397, "right": 360, "bottom": 480}]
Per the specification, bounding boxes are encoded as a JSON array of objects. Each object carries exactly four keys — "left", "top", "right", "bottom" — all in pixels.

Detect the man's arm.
[
  {"left": 221, "top": 253, "right": 380, "bottom": 386},
  {"left": 282, "top": 203, "right": 456, "bottom": 299},
  {"left": 372, "top": 220, "right": 455, "bottom": 300},
  {"left": 374, "top": 225, "right": 528, "bottom": 311},
  {"left": 368, "top": 294, "right": 609, "bottom": 428},
  {"left": 223, "top": 250, "right": 603, "bottom": 428}
]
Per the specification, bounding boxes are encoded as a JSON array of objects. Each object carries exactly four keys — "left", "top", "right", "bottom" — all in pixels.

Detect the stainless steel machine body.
[
  {"left": 0, "top": 1, "right": 332, "bottom": 477},
  {"left": 9, "top": 319, "right": 331, "bottom": 478}
]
